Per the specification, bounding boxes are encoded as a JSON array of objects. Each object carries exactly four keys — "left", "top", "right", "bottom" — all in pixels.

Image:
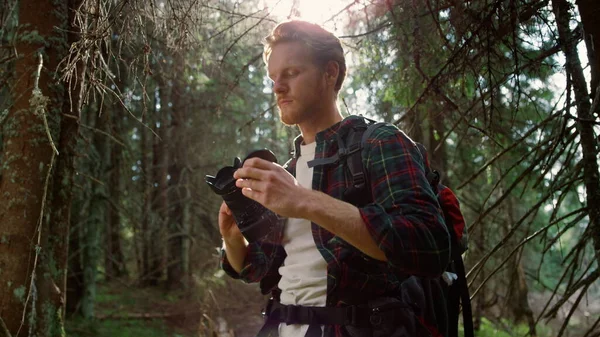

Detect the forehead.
[{"left": 267, "top": 41, "right": 315, "bottom": 74}]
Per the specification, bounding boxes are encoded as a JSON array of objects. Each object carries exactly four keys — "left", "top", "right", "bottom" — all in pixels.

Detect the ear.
[{"left": 324, "top": 61, "right": 340, "bottom": 87}]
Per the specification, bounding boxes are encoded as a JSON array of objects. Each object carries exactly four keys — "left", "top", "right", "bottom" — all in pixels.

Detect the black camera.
[{"left": 205, "top": 149, "right": 281, "bottom": 243}]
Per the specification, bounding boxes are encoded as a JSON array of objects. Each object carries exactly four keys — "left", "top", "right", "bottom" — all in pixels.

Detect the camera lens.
[{"left": 205, "top": 149, "right": 281, "bottom": 242}]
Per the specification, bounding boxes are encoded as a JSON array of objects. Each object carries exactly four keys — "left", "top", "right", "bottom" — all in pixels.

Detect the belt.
[{"left": 262, "top": 298, "right": 371, "bottom": 327}]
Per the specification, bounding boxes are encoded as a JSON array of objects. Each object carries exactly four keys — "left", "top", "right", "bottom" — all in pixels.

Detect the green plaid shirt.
[{"left": 222, "top": 115, "right": 450, "bottom": 336}]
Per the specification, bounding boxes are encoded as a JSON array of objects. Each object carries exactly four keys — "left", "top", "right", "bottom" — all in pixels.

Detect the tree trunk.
[
  {"left": 140, "top": 106, "right": 152, "bottom": 285},
  {"left": 503, "top": 197, "right": 536, "bottom": 335},
  {"left": 182, "top": 184, "right": 192, "bottom": 284},
  {"left": 79, "top": 109, "right": 109, "bottom": 319},
  {"left": 42, "top": 0, "right": 85, "bottom": 326},
  {"left": 576, "top": 0, "right": 600, "bottom": 99},
  {"left": 0, "top": 0, "right": 68, "bottom": 335},
  {"left": 105, "top": 107, "right": 126, "bottom": 279},
  {"left": 554, "top": 0, "right": 600, "bottom": 267},
  {"left": 166, "top": 160, "right": 184, "bottom": 290},
  {"left": 146, "top": 76, "right": 169, "bottom": 286},
  {"left": 506, "top": 252, "right": 536, "bottom": 336},
  {"left": 472, "top": 220, "right": 485, "bottom": 332},
  {"left": 65, "top": 208, "right": 84, "bottom": 317},
  {"left": 36, "top": 88, "right": 77, "bottom": 337},
  {"left": 65, "top": 103, "right": 91, "bottom": 318},
  {"left": 167, "top": 57, "right": 186, "bottom": 290},
  {"left": 428, "top": 109, "right": 447, "bottom": 175}
]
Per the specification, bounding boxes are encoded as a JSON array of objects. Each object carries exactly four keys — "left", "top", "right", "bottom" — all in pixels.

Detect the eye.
[{"left": 285, "top": 69, "right": 299, "bottom": 77}]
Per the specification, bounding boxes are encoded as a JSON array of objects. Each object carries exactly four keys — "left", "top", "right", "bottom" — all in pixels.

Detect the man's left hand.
[{"left": 233, "top": 157, "right": 306, "bottom": 218}]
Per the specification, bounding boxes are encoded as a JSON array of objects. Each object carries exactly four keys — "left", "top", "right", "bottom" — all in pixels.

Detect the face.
[{"left": 267, "top": 41, "right": 330, "bottom": 126}]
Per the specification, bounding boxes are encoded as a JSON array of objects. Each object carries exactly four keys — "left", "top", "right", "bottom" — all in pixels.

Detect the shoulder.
[
  {"left": 363, "top": 122, "right": 417, "bottom": 149},
  {"left": 360, "top": 122, "right": 426, "bottom": 171}
]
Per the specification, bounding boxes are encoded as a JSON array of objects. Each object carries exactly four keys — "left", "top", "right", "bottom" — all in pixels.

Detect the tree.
[
  {"left": 0, "top": 0, "right": 85, "bottom": 335},
  {"left": 345, "top": 0, "right": 599, "bottom": 334}
]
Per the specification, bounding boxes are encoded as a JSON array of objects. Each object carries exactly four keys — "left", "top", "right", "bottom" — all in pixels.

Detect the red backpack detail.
[{"left": 439, "top": 185, "right": 468, "bottom": 256}]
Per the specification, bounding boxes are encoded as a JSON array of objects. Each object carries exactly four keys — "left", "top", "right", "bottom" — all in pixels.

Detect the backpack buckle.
[
  {"left": 339, "top": 143, "right": 361, "bottom": 160},
  {"left": 348, "top": 142, "right": 361, "bottom": 154},
  {"left": 352, "top": 173, "right": 366, "bottom": 189},
  {"left": 338, "top": 147, "right": 348, "bottom": 158},
  {"left": 262, "top": 298, "right": 274, "bottom": 318}
]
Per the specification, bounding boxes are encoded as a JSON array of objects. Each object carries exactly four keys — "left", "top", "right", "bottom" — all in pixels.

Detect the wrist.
[
  {"left": 223, "top": 232, "right": 245, "bottom": 248},
  {"left": 295, "top": 188, "right": 319, "bottom": 222}
]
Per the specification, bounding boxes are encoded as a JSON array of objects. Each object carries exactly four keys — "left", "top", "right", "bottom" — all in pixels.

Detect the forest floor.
[
  {"left": 65, "top": 277, "right": 267, "bottom": 337},
  {"left": 64, "top": 277, "right": 600, "bottom": 337}
]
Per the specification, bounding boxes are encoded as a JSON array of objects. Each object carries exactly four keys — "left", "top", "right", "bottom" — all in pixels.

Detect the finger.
[
  {"left": 236, "top": 178, "right": 265, "bottom": 193},
  {"left": 240, "top": 186, "right": 262, "bottom": 202},
  {"left": 242, "top": 157, "right": 279, "bottom": 170},
  {"left": 234, "top": 166, "right": 266, "bottom": 180}
]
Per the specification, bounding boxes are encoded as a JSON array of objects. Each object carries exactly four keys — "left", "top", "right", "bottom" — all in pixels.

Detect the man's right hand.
[
  {"left": 219, "top": 201, "right": 247, "bottom": 274},
  {"left": 218, "top": 201, "right": 243, "bottom": 240}
]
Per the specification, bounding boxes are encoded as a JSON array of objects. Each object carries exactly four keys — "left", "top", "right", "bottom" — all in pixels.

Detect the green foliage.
[
  {"left": 66, "top": 282, "right": 202, "bottom": 337},
  {"left": 42, "top": 301, "right": 67, "bottom": 337},
  {"left": 17, "top": 29, "right": 46, "bottom": 45},
  {"left": 459, "top": 317, "right": 553, "bottom": 337},
  {"left": 66, "top": 317, "right": 171, "bottom": 337},
  {"left": 13, "top": 284, "right": 26, "bottom": 303}
]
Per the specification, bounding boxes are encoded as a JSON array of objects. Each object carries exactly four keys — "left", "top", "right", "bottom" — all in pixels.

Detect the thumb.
[{"left": 222, "top": 202, "right": 232, "bottom": 215}]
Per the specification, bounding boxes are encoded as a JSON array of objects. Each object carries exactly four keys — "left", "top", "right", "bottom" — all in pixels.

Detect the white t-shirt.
[{"left": 278, "top": 141, "right": 327, "bottom": 337}]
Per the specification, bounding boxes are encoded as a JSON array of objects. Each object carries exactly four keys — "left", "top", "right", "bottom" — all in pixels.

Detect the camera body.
[{"left": 205, "top": 149, "right": 281, "bottom": 243}]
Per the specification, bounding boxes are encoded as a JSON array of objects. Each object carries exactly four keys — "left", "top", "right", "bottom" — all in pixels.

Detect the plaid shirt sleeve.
[
  {"left": 359, "top": 124, "right": 450, "bottom": 277},
  {"left": 220, "top": 226, "right": 285, "bottom": 284}
]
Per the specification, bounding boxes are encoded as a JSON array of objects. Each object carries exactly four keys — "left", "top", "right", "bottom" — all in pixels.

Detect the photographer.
[{"left": 217, "top": 20, "right": 450, "bottom": 337}]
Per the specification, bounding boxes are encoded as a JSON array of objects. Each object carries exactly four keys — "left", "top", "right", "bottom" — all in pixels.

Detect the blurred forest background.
[{"left": 0, "top": 0, "right": 599, "bottom": 336}]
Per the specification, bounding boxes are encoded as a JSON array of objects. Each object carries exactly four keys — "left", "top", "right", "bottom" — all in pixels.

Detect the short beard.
[
  {"left": 278, "top": 80, "right": 325, "bottom": 127},
  {"left": 277, "top": 108, "right": 293, "bottom": 126}
]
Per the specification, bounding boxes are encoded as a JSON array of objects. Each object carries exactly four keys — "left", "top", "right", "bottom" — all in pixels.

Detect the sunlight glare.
[{"left": 262, "top": 0, "right": 354, "bottom": 31}]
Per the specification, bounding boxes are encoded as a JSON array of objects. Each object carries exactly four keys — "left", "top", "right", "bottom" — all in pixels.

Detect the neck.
[{"left": 298, "top": 101, "right": 342, "bottom": 144}]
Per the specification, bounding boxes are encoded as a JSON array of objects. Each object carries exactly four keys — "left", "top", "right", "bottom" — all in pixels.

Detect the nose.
[{"left": 273, "top": 78, "right": 288, "bottom": 95}]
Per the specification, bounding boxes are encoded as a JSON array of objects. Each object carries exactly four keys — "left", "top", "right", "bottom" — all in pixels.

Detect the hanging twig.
[
  {"left": 0, "top": 316, "right": 12, "bottom": 337},
  {"left": 17, "top": 151, "right": 56, "bottom": 336},
  {"left": 30, "top": 53, "right": 59, "bottom": 155}
]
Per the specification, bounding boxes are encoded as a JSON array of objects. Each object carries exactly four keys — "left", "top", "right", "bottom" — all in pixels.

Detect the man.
[{"left": 219, "top": 20, "right": 450, "bottom": 337}]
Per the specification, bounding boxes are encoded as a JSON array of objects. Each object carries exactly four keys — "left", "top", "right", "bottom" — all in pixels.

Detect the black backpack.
[{"left": 307, "top": 116, "right": 473, "bottom": 337}]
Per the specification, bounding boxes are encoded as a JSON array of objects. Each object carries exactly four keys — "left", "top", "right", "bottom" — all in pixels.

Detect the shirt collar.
[{"left": 292, "top": 115, "right": 367, "bottom": 158}]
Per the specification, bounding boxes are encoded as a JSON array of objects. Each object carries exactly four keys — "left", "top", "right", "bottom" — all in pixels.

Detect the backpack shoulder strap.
[
  {"left": 305, "top": 117, "right": 387, "bottom": 205},
  {"left": 343, "top": 121, "right": 388, "bottom": 206}
]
